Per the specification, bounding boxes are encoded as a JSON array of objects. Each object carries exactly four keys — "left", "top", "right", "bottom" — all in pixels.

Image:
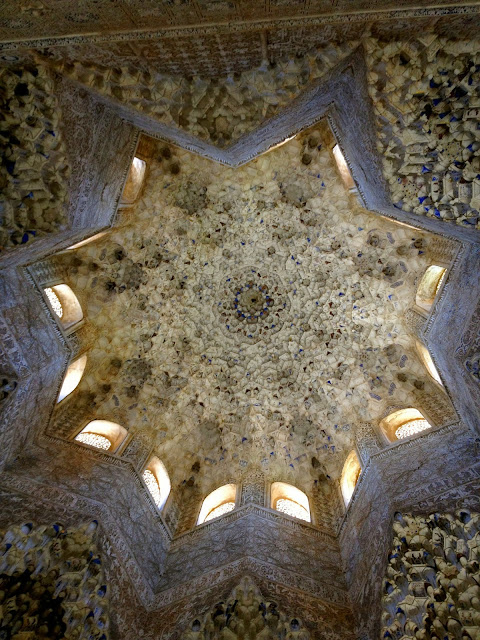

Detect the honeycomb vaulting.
[
  {"left": 59, "top": 125, "right": 444, "bottom": 487},
  {"left": 1, "top": 5, "right": 480, "bottom": 639}
]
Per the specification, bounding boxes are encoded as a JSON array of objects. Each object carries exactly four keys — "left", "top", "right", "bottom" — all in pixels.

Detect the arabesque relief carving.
[{"left": 181, "top": 576, "right": 311, "bottom": 640}]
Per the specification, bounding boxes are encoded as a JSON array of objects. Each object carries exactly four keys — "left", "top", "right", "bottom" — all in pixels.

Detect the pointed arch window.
[
  {"left": 121, "top": 156, "right": 147, "bottom": 205},
  {"left": 76, "top": 432, "right": 111, "bottom": 450},
  {"left": 197, "top": 484, "right": 237, "bottom": 525},
  {"left": 57, "top": 354, "right": 87, "bottom": 403},
  {"left": 45, "top": 287, "right": 63, "bottom": 318},
  {"left": 395, "top": 417, "right": 430, "bottom": 440},
  {"left": 65, "top": 231, "right": 108, "bottom": 251},
  {"left": 205, "top": 501, "right": 235, "bottom": 521},
  {"left": 341, "top": 451, "right": 362, "bottom": 507},
  {"left": 271, "top": 482, "right": 311, "bottom": 522},
  {"left": 44, "top": 284, "right": 83, "bottom": 331},
  {"left": 416, "top": 341, "right": 443, "bottom": 386},
  {"left": 142, "top": 456, "right": 171, "bottom": 511},
  {"left": 332, "top": 144, "right": 355, "bottom": 190},
  {"left": 381, "top": 408, "right": 432, "bottom": 442},
  {"left": 416, "top": 265, "right": 447, "bottom": 312},
  {"left": 74, "top": 420, "right": 127, "bottom": 452}
]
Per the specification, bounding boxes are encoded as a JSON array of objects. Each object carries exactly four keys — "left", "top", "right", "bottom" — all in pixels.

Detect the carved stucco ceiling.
[
  {"left": 58, "top": 123, "right": 446, "bottom": 488},
  {"left": 2, "top": 1, "right": 480, "bottom": 76},
  {"left": 35, "top": 40, "right": 355, "bottom": 147},
  {"left": 0, "top": 0, "right": 474, "bottom": 40}
]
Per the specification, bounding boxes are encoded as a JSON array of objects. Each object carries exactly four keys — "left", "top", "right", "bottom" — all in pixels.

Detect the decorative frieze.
[
  {"left": 120, "top": 432, "right": 152, "bottom": 471},
  {"left": 355, "top": 421, "right": 382, "bottom": 466},
  {"left": 240, "top": 469, "right": 266, "bottom": 507},
  {"left": 404, "top": 308, "right": 427, "bottom": 338}
]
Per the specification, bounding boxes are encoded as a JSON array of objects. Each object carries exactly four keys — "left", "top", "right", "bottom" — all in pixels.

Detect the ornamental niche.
[{"left": 181, "top": 576, "right": 311, "bottom": 639}]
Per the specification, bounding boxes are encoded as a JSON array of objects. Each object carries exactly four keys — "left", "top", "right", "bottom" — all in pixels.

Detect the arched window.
[
  {"left": 380, "top": 408, "right": 432, "bottom": 442},
  {"left": 416, "top": 341, "right": 443, "bottom": 386},
  {"left": 271, "top": 482, "right": 310, "bottom": 522},
  {"left": 416, "top": 265, "right": 447, "bottom": 312},
  {"left": 57, "top": 354, "right": 87, "bottom": 403},
  {"left": 142, "top": 456, "right": 171, "bottom": 510},
  {"left": 44, "top": 284, "right": 83, "bottom": 331},
  {"left": 197, "top": 484, "right": 237, "bottom": 525},
  {"left": 121, "top": 156, "right": 146, "bottom": 205},
  {"left": 332, "top": 144, "right": 355, "bottom": 190},
  {"left": 340, "top": 451, "right": 362, "bottom": 507},
  {"left": 65, "top": 231, "right": 108, "bottom": 251},
  {"left": 74, "top": 420, "right": 127, "bottom": 452}
]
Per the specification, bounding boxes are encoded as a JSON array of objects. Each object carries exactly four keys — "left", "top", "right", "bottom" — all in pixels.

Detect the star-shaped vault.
[{"left": 52, "top": 118, "right": 455, "bottom": 490}]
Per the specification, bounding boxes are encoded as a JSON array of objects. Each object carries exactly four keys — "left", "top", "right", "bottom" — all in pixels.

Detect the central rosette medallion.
[
  {"left": 235, "top": 283, "right": 273, "bottom": 321},
  {"left": 218, "top": 268, "right": 290, "bottom": 344}
]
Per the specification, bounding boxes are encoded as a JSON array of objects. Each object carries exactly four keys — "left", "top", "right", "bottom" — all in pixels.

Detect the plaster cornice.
[{"left": 2, "top": 3, "right": 480, "bottom": 49}]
